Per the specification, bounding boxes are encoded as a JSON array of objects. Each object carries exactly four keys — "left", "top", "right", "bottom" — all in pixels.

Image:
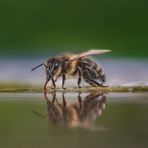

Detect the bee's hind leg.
[
  {"left": 85, "top": 79, "right": 97, "bottom": 87},
  {"left": 83, "top": 69, "right": 106, "bottom": 87},
  {"left": 93, "top": 80, "right": 103, "bottom": 87},
  {"left": 83, "top": 73, "right": 102, "bottom": 87},
  {"left": 95, "top": 78, "right": 108, "bottom": 87},
  {"left": 89, "top": 78, "right": 106, "bottom": 87}
]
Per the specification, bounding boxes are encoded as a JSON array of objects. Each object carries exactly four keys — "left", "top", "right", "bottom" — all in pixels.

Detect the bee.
[{"left": 31, "top": 49, "right": 111, "bottom": 91}]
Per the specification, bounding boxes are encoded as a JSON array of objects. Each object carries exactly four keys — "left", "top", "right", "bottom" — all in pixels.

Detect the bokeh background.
[
  {"left": 0, "top": 0, "right": 148, "bottom": 58},
  {"left": 0, "top": 2, "right": 148, "bottom": 148}
]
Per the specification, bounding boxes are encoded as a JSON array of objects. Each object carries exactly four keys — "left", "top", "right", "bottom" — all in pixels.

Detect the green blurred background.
[{"left": 0, "top": 0, "right": 147, "bottom": 57}]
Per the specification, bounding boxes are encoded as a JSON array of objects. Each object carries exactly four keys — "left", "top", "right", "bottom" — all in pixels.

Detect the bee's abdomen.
[
  {"left": 96, "top": 63, "right": 106, "bottom": 82},
  {"left": 79, "top": 58, "right": 106, "bottom": 84}
]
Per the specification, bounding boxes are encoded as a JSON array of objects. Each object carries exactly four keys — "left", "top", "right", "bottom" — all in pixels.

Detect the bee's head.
[{"left": 46, "top": 58, "right": 61, "bottom": 77}]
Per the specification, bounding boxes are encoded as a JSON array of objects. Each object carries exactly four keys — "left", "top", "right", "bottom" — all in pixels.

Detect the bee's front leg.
[
  {"left": 51, "top": 78, "right": 56, "bottom": 89},
  {"left": 44, "top": 78, "right": 50, "bottom": 92}
]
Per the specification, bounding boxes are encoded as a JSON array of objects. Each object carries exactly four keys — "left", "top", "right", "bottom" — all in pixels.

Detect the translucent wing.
[{"left": 69, "top": 49, "right": 111, "bottom": 61}]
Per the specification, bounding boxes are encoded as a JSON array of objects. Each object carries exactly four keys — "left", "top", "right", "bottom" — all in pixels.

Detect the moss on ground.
[{"left": 0, "top": 83, "right": 148, "bottom": 93}]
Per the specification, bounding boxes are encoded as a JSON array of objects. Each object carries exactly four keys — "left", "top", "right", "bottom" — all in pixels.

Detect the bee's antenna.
[
  {"left": 31, "top": 63, "right": 46, "bottom": 71},
  {"left": 32, "top": 110, "right": 47, "bottom": 118}
]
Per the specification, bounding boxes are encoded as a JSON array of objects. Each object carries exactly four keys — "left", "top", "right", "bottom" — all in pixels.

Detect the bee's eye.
[{"left": 55, "top": 63, "right": 58, "bottom": 67}]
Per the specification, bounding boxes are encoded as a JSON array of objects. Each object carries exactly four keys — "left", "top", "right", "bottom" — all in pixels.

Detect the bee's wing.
[{"left": 69, "top": 49, "right": 111, "bottom": 61}]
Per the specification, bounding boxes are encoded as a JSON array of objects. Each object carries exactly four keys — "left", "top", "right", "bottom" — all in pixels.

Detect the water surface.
[{"left": 0, "top": 92, "right": 148, "bottom": 148}]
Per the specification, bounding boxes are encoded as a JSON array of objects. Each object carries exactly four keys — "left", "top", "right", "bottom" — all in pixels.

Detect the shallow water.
[{"left": 0, "top": 92, "right": 148, "bottom": 148}]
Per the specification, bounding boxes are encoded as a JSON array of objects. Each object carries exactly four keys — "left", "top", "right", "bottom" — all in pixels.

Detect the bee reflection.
[{"left": 33, "top": 91, "right": 106, "bottom": 129}]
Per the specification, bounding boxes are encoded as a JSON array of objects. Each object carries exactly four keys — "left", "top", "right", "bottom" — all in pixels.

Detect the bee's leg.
[
  {"left": 85, "top": 79, "right": 96, "bottom": 86},
  {"left": 97, "top": 78, "right": 108, "bottom": 87},
  {"left": 51, "top": 75, "right": 60, "bottom": 89},
  {"left": 53, "top": 75, "right": 61, "bottom": 86},
  {"left": 44, "top": 78, "right": 50, "bottom": 92},
  {"left": 92, "top": 79, "right": 101, "bottom": 86},
  {"left": 51, "top": 78, "right": 56, "bottom": 89},
  {"left": 84, "top": 70, "right": 103, "bottom": 87},
  {"left": 87, "top": 78, "right": 103, "bottom": 87},
  {"left": 84, "top": 75, "right": 101, "bottom": 87},
  {"left": 92, "top": 78, "right": 108, "bottom": 87},
  {"left": 54, "top": 76, "right": 59, "bottom": 83},
  {"left": 62, "top": 73, "right": 66, "bottom": 89},
  {"left": 83, "top": 70, "right": 97, "bottom": 86},
  {"left": 77, "top": 68, "right": 82, "bottom": 88},
  {"left": 93, "top": 77, "right": 108, "bottom": 87}
]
